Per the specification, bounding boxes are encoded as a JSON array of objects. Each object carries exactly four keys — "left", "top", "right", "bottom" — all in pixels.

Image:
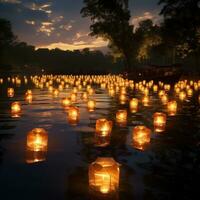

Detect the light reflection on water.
[{"left": 0, "top": 78, "right": 199, "bottom": 200}]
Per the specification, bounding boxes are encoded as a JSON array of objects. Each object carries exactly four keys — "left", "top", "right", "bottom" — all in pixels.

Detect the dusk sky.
[{"left": 0, "top": 0, "right": 162, "bottom": 51}]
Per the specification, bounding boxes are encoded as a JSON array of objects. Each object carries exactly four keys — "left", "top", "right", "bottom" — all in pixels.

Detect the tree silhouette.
[{"left": 81, "top": 0, "right": 135, "bottom": 72}]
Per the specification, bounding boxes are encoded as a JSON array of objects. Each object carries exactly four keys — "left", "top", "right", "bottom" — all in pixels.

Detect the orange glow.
[
  {"left": 96, "top": 119, "right": 112, "bottom": 137},
  {"left": 132, "top": 125, "right": 151, "bottom": 150},
  {"left": 27, "top": 128, "right": 48, "bottom": 152},
  {"left": 153, "top": 112, "right": 167, "bottom": 132},
  {"left": 25, "top": 94, "right": 33, "bottom": 103},
  {"left": 167, "top": 100, "right": 177, "bottom": 116},
  {"left": 129, "top": 98, "right": 138, "bottom": 113},
  {"left": 11, "top": 102, "right": 21, "bottom": 117},
  {"left": 142, "top": 95, "right": 149, "bottom": 106},
  {"left": 61, "top": 97, "right": 71, "bottom": 108},
  {"left": 116, "top": 110, "right": 127, "bottom": 125},
  {"left": 67, "top": 106, "right": 79, "bottom": 125},
  {"left": 87, "top": 100, "right": 96, "bottom": 112},
  {"left": 7, "top": 88, "right": 14, "bottom": 97},
  {"left": 89, "top": 157, "right": 120, "bottom": 194}
]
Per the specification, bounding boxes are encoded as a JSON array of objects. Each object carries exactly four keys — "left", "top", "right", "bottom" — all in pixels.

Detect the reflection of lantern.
[
  {"left": 27, "top": 128, "right": 48, "bottom": 152},
  {"left": 7, "top": 88, "right": 14, "bottom": 97},
  {"left": 26, "top": 128, "right": 48, "bottom": 164},
  {"left": 116, "top": 110, "right": 127, "bottom": 125},
  {"left": 153, "top": 112, "right": 167, "bottom": 132},
  {"left": 179, "top": 91, "right": 186, "bottom": 101},
  {"left": 87, "top": 100, "right": 96, "bottom": 112},
  {"left": 11, "top": 102, "right": 21, "bottom": 117},
  {"left": 61, "top": 97, "right": 71, "bottom": 107},
  {"left": 68, "top": 106, "right": 79, "bottom": 125},
  {"left": 129, "top": 98, "right": 138, "bottom": 113},
  {"left": 167, "top": 100, "right": 177, "bottom": 116},
  {"left": 142, "top": 95, "right": 149, "bottom": 106},
  {"left": 132, "top": 126, "right": 151, "bottom": 151},
  {"left": 96, "top": 119, "right": 112, "bottom": 137},
  {"left": 89, "top": 157, "right": 120, "bottom": 194}
]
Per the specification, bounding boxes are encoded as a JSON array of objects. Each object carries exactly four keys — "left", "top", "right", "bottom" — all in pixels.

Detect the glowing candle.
[
  {"left": 89, "top": 157, "right": 120, "bottom": 194},
  {"left": 11, "top": 102, "right": 21, "bottom": 117},
  {"left": 67, "top": 106, "right": 79, "bottom": 125},
  {"left": 179, "top": 91, "right": 186, "bottom": 101},
  {"left": 7, "top": 88, "right": 14, "bottom": 97},
  {"left": 87, "top": 100, "right": 96, "bottom": 112},
  {"left": 27, "top": 128, "right": 48, "bottom": 152},
  {"left": 96, "top": 119, "right": 112, "bottom": 137},
  {"left": 129, "top": 98, "right": 138, "bottom": 113},
  {"left": 142, "top": 95, "right": 149, "bottom": 106},
  {"left": 132, "top": 125, "right": 151, "bottom": 150},
  {"left": 61, "top": 97, "right": 71, "bottom": 108},
  {"left": 167, "top": 100, "right": 177, "bottom": 116},
  {"left": 116, "top": 110, "right": 127, "bottom": 125},
  {"left": 153, "top": 112, "right": 167, "bottom": 132}
]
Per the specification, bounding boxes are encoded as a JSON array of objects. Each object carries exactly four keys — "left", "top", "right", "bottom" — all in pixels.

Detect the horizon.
[{"left": 0, "top": 0, "right": 161, "bottom": 51}]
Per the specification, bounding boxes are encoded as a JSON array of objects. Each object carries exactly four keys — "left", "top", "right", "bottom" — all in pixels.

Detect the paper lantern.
[
  {"left": 119, "top": 94, "right": 126, "bottom": 104},
  {"left": 27, "top": 128, "right": 48, "bottom": 152},
  {"left": 153, "top": 112, "right": 167, "bottom": 132},
  {"left": 89, "top": 157, "right": 120, "bottom": 194},
  {"left": 82, "top": 92, "right": 88, "bottom": 101},
  {"left": 96, "top": 119, "right": 112, "bottom": 137},
  {"left": 129, "top": 98, "right": 138, "bottom": 113},
  {"left": 87, "top": 100, "right": 96, "bottom": 112},
  {"left": 116, "top": 110, "right": 127, "bottom": 126},
  {"left": 25, "top": 93, "right": 33, "bottom": 103},
  {"left": 161, "top": 94, "right": 168, "bottom": 105},
  {"left": 7, "top": 88, "right": 14, "bottom": 97},
  {"left": 142, "top": 95, "right": 149, "bottom": 106},
  {"left": 11, "top": 102, "right": 21, "bottom": 117},
  {"left": 67, "top": 106, "right": 79, "bottom": 125},
  {"left": 61, "top": 97, "right": 71, "bottom": 108},
  {"left": 70, "top": 93, "right": 77, "bottom": 102},
  {"left": 132, "top": 125, "right": 151, "bottom": 150},
  {"left": 179, "top": 91, "right": 186, "bottom": 101},
  {"left": 167, "top": 100, "right": 177, "bottom": 116}
]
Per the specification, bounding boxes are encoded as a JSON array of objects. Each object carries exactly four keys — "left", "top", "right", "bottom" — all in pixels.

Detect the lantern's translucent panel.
[{"left": 153, "top": 112, "right": 167, "bottom": 132}]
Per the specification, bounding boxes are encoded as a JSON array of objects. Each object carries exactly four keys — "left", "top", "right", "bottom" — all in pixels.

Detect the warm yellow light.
[
  {"left": 167, "top": 100, "right": 177, "bottom": 116},
  {"left": 67, "top": 106, "right": 80, "bottom": 125},
  {"left": 132, "top": 125, "right": 151, "bottom": 150},
  {"left": 129, "top": 98, "right": 138, "bottom": 113},
  {"left": 153, "top": 112, "right": 167, "bottom": 132},
  {"left": 179, "top": 91, "right": 186, "bottom": 101},
  {"left": 61, "top": 97, "right": 71, "bottom": 107},
  {"left": 96, "top": 119, "right": 112, "bottom": 137},
  {"left": 7, "top": 88, "right": 14, "bottom": 97},
  {"left": 87, "top": 100, "right": 96, "bottom": 112},
  {"left": 89, "top": 157, "right": 120, "bottom": 195},
  {"left": 142, "top": 95, "right": 149, "bottom": 106},
  {"left": 116, "top": 110, "right": 127, "bottom": 125},
  {"left": 11, "top": 102, "right": 21, "bottom": 117},
  {"left": 27, "top": 128, "right": 48, "bottom": 152}
]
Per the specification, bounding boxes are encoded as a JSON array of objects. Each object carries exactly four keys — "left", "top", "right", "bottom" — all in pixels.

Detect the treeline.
[{"left": 0, "top": 19, "right": 123, "bottom": 75}]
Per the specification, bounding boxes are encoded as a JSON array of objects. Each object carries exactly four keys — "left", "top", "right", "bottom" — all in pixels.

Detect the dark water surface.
[{"left": 0, "top": 77, "right": 200, "bottom": 200}]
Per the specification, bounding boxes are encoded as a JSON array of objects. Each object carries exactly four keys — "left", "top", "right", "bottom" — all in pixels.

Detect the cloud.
[
  {"left": 37, "top": 21, "right": 54, "bottom": 36},
  {"left": 36, "top": 37, "right": 108, "bottom": 51},
  {"left": 131, "top": 11, "right": 160, "bottom": 29},
  {"left": 0, "top": 0, "right": 21, "bottom": 4},
  {"left": 24, "top": 2, "right": 52, "bottom": 14},
  {"left": 25, "top": 20, "right": 35, "bottom": 25}
]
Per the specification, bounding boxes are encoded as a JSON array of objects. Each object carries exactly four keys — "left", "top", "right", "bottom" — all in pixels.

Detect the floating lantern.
[
  {"left": 187, "top": 88, "right": 193, "bottom": 97},
  {"left": 70, "top": 93, "right": 77, "bottom": 102},
  {"left": 7, "top": 88, "right": 14, "bottom": 97},
  {"left": 82, "top": 92, "right": 88, "bottom": 101},
  {"left": 88, "top": 88, "right": 95, "bottom": 95},
  {"left": 89, "top": 157, "right": 120, "bottom": 195},
  {"left": 119, "top": 94, "right": 126, "bottom": 104},
  {"left": 27, "top": 128, "right": 48, "bottom": 152},
  {"left": 67, "top": 106, "right": 79, "bottom": 125},
  {"left": 142, "top": 95, "right": 149, "bottom": 106},
  {"left": 167, "top": 100, "right": 177, "bottom": 116},
  {"left": 132, "top": 125, "right": 151, "bottom": 150},
  {"left": 129, "top": 98, "right": 138, "bottom": 113},
  {"left": 153, "top": 112, "right": 167, "bottom": 132},
  {"left": 25, "top": 93, "right": 33, "bottom": 103},
  {"left": 11, "top": 102, "right": 21, "bottom": 117},
  {"left": 53, "top": 89, "right": 59, "bottom": 97},
  {"left": 61, "top": 97, "right": 71, "bottom": 108},
  {"left": 87, "top": 100, "right": 96, "bottom": 112},
  {"left": 179, "top": 91, "right": 186, "bottom": 101},
  {"left": 96, "top": 119, "right": 112, "bottom": 137},
  {"left": 116, "top": 110, "right": 127, "bottom": 126},
  {"left": 161, "top": 94, "right": 168, "bottom": 105}
]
